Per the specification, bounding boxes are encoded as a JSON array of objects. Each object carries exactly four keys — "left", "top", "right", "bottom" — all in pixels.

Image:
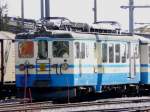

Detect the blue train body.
[{"left": 15, "top": 30, "right": 150, "bottom": 98}]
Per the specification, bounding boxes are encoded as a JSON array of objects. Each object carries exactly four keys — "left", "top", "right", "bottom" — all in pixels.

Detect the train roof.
[
  {"left": 91, "top": 21, "right": 121, "bottom": 30},
  {"left": 16, "top": 30, "right": 145, "bottom": 42},
  {"left": 68, "top": 31, "right": 140, "bottom": 41},
  {"left": 62, "top": 31, "right": 141, "bottom": 42},
  {"left": 0, "top": 31, "right": 15, "bottom": 40}
]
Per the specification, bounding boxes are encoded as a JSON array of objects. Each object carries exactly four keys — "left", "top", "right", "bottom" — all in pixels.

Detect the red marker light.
[{"left": 19, "top": 64, "right": 25, "bottom": 71}]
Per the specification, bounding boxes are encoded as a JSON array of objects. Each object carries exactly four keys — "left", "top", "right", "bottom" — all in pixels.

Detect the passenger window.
[
  {"left": 109, "top": 43, "right": 114, "bottom": 63},
  {"left": 86, "top": 44, "right": 89, "bottom": 58},
  {"left": 115, "top": 44, "right": 120, "bottom": 63},
  {"left": 134, "top": 44, "right": 139, "bottom": 58},
  {"left": 81, "top": 43, "right": 85, "bottom": 59},
  {"left": 74, "top": 42, "right": 86, "bottom": 59},
  {"left": 53, "top": 41, "right": 69, "bottom": 58},
  {"left": 94, "top": 43, "right": 96, "bottom": 58},
  {"left": 149, "top": 46, "right": 150, "bottom": 64},
  {"left": 38, "top": 40, "right": 48, "bottom": 59},
  {"left": 18, "top": 41, "right": 34, "bottom": 58},
  {"left": 127, "top": 43, "right": 130, "bottom": 59},
  {"left": 121, "top": 44, "right": 126, "bottom": 63},
  {"left": 102, "top": 43, "right": 107, "bottom": 63},
  {"left": 75, "top": 42, "right": 80, "bottom": 58}
]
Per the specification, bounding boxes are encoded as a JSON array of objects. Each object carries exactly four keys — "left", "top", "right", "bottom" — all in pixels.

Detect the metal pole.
[
  {"left": 121, "top": 0, "right": 150, "bottom": 35},
  {"left": 41, "top": 0, "right": 44, "bottom": 19},
  {"left": 45, "top": 0, "right": 50, "bottom": 18},
  {"left": 129, "top": 0, "right": 134, "bottom": 35},
  {"left": 0, "top": 1, "right": 2, "bottom": 31},
  {"left": 94, "top": 0, "right": 97, "bottom": 23},
  {"left": 21, "top": 0, "right": 24, "bottom": 26},
  {"left": 0, "top": 40, "right": 4, "bottom": 85}
]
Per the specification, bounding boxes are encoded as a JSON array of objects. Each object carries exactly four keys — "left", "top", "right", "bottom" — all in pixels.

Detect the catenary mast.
[
  {"left": 121, "top": 0, "right": 150, "bottom": 35},
  {"left": 93, "top": 0, "right": 97, "bottom": 23}
]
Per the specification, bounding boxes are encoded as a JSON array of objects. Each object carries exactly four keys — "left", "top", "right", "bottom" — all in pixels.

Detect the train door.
[
  {"left": 129, "top": 43, "right": 138, "bottom": 78},
  {"left": 74, "top": 41, "right": 91, "bottom": 75},
  {"left": 74, "top": 42, "right": 83, "bottom": 75},
  {"left": 80, "top": 42, "right": 87, "bottom": 75},
  {"left": 36, "top": 40, "right": 50, "bottom": 75}
]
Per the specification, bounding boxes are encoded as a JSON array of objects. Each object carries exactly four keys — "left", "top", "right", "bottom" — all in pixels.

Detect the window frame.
[
  {"left": 52, "top": 41, "right": 70, "bottom": 58},
  {"left": 86, "top": 43, "right": 90, "bottom": 58},
  {"left": 74, "top": 41, "right": 87, "bottom": 59},
  {"left": 18, "top": 41, "right": 34, "bottom": 58},
  {"left": 81, "top": 43, "right": 85, "bottom": 59},
  {"left": 120, "top": 43, "right": 127, "bottom": 63},
  {"left": 115, "top": 43, "right": 121, "bottom": 63},
  {"left": 102, "top": 43, "right": 108, "bottom": 63},
  {"left": 134, "top": 44, "right": 139, "bottom": 59},
  {"left": 109, "top": 43, "right": 114, "bottom": 63},
  {"left": 148, "top": 46, "right": 150, "bottom": 64},
  {"left": 38, "top": 40, "right": 48, "bottom": 59},
  {"left": 75, "top": 42, "right": 80, "bottom": 59}
]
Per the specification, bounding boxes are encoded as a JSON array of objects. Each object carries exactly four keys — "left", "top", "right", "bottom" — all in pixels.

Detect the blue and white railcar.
[
  {"left": 15, "top": 31, "right": 97, "bottom": 98},
  {"left": 95, "top": 35, "right": 140, "bottom": 92},
  {"left": 15, "top": 30, "right": 141, "bottom": 98},
  {"left": 139, "top": 37, "right": 150, "bottom": 84}
]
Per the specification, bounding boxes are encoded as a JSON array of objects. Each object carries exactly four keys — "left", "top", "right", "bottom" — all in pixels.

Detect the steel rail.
[{"left": 0, "top": 97, "right": 150, "bottom": 111}]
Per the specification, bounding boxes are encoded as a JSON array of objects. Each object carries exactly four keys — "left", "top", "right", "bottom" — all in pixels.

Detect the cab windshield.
[
  {"left": 18, "top": 41, "right": 34, "bottom": 58},
  {"left": 53, "top": 41, "right": 69, "bottom": 58}
]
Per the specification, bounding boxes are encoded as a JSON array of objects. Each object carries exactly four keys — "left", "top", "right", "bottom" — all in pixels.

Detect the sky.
[{"left": 6, "top": 0, "right": 150, "bottom": 30}]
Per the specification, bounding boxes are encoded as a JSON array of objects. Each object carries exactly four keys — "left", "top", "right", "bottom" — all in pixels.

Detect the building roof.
[
  {"left": 0, "top": 31, "right": 15, "bottom": 40},
  {"left": 135, "top": 25, "right": 150, "bottom": 34}
]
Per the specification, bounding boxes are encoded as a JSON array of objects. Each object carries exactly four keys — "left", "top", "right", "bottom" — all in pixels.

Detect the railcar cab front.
[
  {"left": 15, "top": 32, "right": 74, "bottom": 88},
  {"left": 15, "top": 31, "right": 98, "bottom": 98}
]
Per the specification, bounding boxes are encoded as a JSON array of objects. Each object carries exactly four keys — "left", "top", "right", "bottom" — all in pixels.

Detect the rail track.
[{"left": 1, "top": 97, "right": 150, "bottom": 111}]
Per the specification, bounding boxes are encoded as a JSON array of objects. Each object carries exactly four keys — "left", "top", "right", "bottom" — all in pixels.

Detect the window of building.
[
  {"left": 38, "top": 40, "right": 48, "bottom": 59},
  {"left": 53, "top": 41, "right": 69, "bottom": 58},
  {"left": 121, "top": 44, "right": 126, "bottom": 63},
  {"left": 18, "top": 41, "right": 34, "bottom": 58},
  {"left": 109, "top": 43, "right": 114, "bottom": 63},
  {"left": 115, "top": 44, "right": 120, "bottom": 63},
  {"left": 102, "top": 43, "right": 107, "bottom": 63}
]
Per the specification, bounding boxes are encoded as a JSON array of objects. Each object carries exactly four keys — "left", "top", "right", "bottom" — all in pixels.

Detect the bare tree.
[{"left": 0, "top": 0, "right": 8, "bottom": 31}]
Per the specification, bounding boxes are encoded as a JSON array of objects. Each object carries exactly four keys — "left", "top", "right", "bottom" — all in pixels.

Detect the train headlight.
[
  {"left": 19, "top": 64, "right": 25, "bottom": 71},
  {"left": 40, "top": 64, "right": 46, "bottom": 71},
  {"left": 61, "top": 63, "right": 68, "bottom": 70},
  {"left": 51, "top": 64, "right": 57, "bottom": 68}
]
